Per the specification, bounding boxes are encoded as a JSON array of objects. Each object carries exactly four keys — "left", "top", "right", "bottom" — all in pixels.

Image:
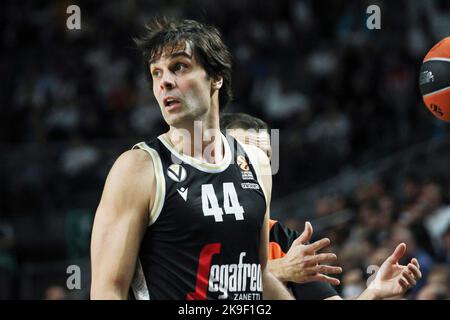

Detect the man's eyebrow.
[
  {"left": 169, "top": 51, "right": 193, "bottom": 60},
  {"left": 150, "top": 51, "right": 193, "bottom": 66}
]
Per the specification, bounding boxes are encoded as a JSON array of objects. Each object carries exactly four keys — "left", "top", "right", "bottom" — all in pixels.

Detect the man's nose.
[{"left": 160, "top": 73, "right": 175, "bottom": 91}]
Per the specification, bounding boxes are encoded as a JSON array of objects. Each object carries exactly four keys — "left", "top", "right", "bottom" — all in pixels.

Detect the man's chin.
[
  {"left": 165, "top": 113, "right": 193, "bottom": 128},
  {"left": 163, "top": 107, "right": 208, "bottom": 128}
]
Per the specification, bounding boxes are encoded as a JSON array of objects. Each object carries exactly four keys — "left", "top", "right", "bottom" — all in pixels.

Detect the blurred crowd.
[
  {"left": 282, "top": 170, "right": 450, "bottom": 299},
  {"left": 0, "top": 0, "right": 449, "bottom": 299}
]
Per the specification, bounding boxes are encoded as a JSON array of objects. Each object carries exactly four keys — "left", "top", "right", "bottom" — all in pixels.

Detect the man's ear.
[{"left": 212, "top": 75, "right": 223, "bottom": 90}]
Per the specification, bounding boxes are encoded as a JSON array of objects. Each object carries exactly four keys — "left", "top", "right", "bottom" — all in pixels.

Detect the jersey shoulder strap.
[{"left": 131, "top": 140, "right": 166, "bottom": 226}]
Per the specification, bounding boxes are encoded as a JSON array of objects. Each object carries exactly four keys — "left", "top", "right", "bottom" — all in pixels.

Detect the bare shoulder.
[
  {"left": 111, "top": 149, "right": 155, "bottom": 176},
  {"left": 100, "top": 148, "right": 156, "bottom": 213}
]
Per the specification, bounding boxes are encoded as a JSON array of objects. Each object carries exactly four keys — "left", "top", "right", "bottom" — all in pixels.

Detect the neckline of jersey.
[{"left": 157, "top": 132, "right": 232, "bottom": 173}]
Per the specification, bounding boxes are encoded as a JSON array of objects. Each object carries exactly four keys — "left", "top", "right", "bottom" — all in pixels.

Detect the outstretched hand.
[
  {"left": 367, "top": 243, "right": 422, "bottom": 299},
  {"left": 271, "top": 221, "right": 342, "bottom": 285}
]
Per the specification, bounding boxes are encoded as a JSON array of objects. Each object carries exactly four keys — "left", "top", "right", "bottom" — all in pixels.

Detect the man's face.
[
  {"left": 150, "top": 43, "right": 214, "bottom": 127},
  {"left": 420, "top": 183, "right": 443, "bottom": 209},
  {"left": 228, "top": 128, "right": 272, "bottom": 159}
]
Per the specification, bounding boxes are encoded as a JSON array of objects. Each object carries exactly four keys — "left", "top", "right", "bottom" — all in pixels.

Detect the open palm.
[{"left": 368, "top": 243, "right": 422, "bottom": 298}]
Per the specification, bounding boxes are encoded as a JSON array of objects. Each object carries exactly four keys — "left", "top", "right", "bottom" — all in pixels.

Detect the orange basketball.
[{"left": 419, "top": 37, "right": 450, "bottom": 122}]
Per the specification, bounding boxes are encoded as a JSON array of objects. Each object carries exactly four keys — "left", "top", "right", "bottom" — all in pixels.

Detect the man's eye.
[
  {"left": 152, "top": 70, "right": 161, "bottom": 77},
  {"left": 174, "top": 63, "right": 187, "bottom": 72}
]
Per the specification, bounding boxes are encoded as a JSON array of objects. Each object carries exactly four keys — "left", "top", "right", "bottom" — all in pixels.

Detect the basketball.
[{"left": 419, "top": 37, "right": 450, "bottom": 122}]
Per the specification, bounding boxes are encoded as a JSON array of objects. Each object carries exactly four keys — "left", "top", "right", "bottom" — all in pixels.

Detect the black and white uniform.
[{"left": 130, "top": 133, "right": 267, "bottom": 300}]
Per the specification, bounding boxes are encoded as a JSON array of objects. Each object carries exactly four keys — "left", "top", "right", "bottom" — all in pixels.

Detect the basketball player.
[
  {"left": 221, "top": 112, "right": 423, "bottom": 299},
  {"left": 90, "top": 18, "right": 293, "bottom": 300}
]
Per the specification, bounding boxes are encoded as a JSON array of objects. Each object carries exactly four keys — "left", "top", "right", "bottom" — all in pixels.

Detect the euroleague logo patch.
[
  {"left": 237, "top": 155, "right": 249, "bottom": 171},
  {"left": 237, "top": 155, "right": 254, "bottom": 180},
  {"left": 167, "top": 164, "right": 187, "bottom": 182}
]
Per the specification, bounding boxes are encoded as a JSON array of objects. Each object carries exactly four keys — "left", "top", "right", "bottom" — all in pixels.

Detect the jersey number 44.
[{"left": 202, "top": 183, "right": 244, "bottom": 222}]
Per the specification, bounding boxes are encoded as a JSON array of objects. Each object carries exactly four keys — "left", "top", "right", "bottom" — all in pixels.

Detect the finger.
[
  {"left": 407, "top": 263, "right": 422, "bottom": 280},
  {"left": 308, "top": 273, "right": 340, "bottom": 286},
  {"left": 307, "top": 238, "right": 331, "bottom": 253},
  {"left": 388, "top": 243, "right": 406, "bottom": 264},
  {"left": 294, "top": 221, "right": 313, "bottom": 245},
  {"left": 411, "top": 258, "right": 420, "bottom": 269},
  {"left": 398, "top": 277, "right": 409, "bottom": 290},
  {"left": 306, "top": 253, "right": 338, "bottom": 266},
  {"left": 314, "top": 265, "right": 343, "bottom": 275},
  {"left": 403, "top": 271, "right": 416, "bottom": 287}
]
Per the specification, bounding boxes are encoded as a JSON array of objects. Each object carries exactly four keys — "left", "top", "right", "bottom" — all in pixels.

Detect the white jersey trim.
[
  {"left": 157, "top": 132, "right": 232, "bottom": 173},
  {"left": 132, "top": 142, "right": 166, "bottom": 226},
  {"left": 131, "top": 258, "right": 150, "bottom": 300},
  {"left": 423, "top": 57, "right": 450, "bottom": 63}
]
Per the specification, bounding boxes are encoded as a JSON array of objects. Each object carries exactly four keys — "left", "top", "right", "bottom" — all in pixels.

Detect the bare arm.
[
  {"left": 245, "top": 144, "right": 293, "bottom": 300},
  {"left": 325, "top": 243, "right": 422, "bottom": 300},
  {"left": 260, "top": 212, "right": 294, "bottom": 299},
  {"left": 90, "top": 150, "right": 155, "bottom": 299},
  {"left": 355, "top": 243, "right": 421, "bottom": 300},
  {"left": 267, "top": 221, "right": 342, "bottom": 285}
]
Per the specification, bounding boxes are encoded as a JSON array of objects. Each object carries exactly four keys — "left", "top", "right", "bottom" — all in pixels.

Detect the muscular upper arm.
[
  {"left": 240, "top": 144, "right": 272, "bottom": 270},
  {"left": 90, "top": 149, "right": 155, "bottom": 299}
]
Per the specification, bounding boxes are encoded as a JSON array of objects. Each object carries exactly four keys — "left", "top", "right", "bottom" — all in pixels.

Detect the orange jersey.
[{"left": 268, "top": 219, "right": 301, "bottom": 260}]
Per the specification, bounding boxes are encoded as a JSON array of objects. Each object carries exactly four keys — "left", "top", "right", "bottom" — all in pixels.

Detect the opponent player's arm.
[
  {"left": 325, "top": 243, "right": 422, "bottom": 300},
  {"left": 267, "top": 222, "right": 342, "bottom": 285},
  {"left": 248, "top": 145, "right": 293, "bottom": 300},
  {"left": 260, "top": 214, "right": 294, "bottom": 299},
  {"left": 90, "top": 150, "right": 155, "bottom": 299},
  {"left": 355, "top": 243, "right": 421, "bottom": 300}
]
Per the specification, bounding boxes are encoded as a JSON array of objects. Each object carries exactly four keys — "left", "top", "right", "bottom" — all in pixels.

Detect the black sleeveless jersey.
[{"left": 130, "top": 133, "right": 267, "bottom": 300}]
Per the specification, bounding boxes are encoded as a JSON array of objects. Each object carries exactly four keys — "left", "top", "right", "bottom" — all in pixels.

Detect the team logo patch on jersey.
[
  {"left": 241, "top": 182, "right": 260, "bottom": 190},
  {"left": 167, "top": 164, "right": 187, "bottom": 182},
  {"left": 177, "top": 187, "right": 188, "bottom": 201},
  {"left": 241, "top": 171, "right": 254, "bottom": 181},
  {"left": 237, "top": 155, "right": 249, "bottom": 171}
]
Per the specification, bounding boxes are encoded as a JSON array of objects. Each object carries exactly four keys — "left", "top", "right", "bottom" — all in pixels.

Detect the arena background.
[{"left": 0, "top": 0, "right": 449, "bottom": 300}]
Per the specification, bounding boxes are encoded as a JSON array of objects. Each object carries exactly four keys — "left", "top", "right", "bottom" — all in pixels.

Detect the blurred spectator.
[
  {"left": 388, "top": 226, "right": 434, "bottom": 292},
  {"left": 251, "top": 67, "right": 310, "bottom": 121},
  {"left": 441, "top": 226, "right": 450, "bottom": 265},
  {"left": 43, "top": 285, "right": 67, "bottom": 300},
  {"left": 426, "top": 264, "right": 450, "bottom": 287},
  {"left": 61, "top": 137, "right": 100, "bottom": 178},
  {"left": 420, "top": 181, "right": 450, "bottom": 252},
  {"left": 338, "top": 241, "right": 371, "bottom": 273},
  {"left": 341, "top": 269, "right": 366, "bottom": 299},
  {"left": 377, "top": 196, "right": 396, "bottom": 230},
  {"left": 416, "top": 283, "right": 449, "bottom": 300},
  {"left": 314, "top": 197, "right": 334, "bottom": 218},
  {"left": 65, "top": 209, "right": 94, "bottom": 260},
  {"left": 281, "top": 217, "right": 303, "bottom": 233},
  {"left": 306, "top": 104, "right": 351, "bottom": 165},
  {"left": 367, "top": 247, "right": 391, "bottom": 269},
  {"left": 0, "top": 219, "right": 17, "bottom": 299},
  {"left": 399, "top": 173, "right": 422, "bottom": 213}
]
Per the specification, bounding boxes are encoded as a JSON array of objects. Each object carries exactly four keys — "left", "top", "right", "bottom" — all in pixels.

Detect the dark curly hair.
[{"left": 134, "top": 17, "right": 233, "bottom": 110}]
